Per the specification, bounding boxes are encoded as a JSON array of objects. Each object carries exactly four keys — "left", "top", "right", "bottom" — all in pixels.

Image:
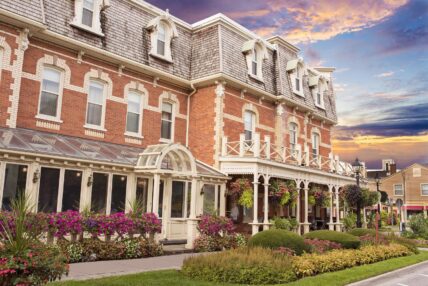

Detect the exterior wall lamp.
[
  {"left": 87, "top": 174, "right": 93, "bottom": 187},
  {"left": 33, "top": 169, "right": 40, "bottom": 183}
]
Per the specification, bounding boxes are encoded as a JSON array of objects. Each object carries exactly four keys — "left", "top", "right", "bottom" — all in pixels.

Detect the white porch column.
[
  {"left": 186, "top": 177, "right": 199, "bottom": 249},
  {"left": 251, "top": 173, "right": 259, "bottom": 235},
  {"left": 303, "top": 181, "right": 310, "bottom": 234},
  {"left": 295, "top": 180, "right": 301, "bottom": 234},
  {"left": 152, "top": 174, "right": 160, "bottom": 215},
  {"left": 219, "top": 183, "right": 226, "bottom": 216},
  {"left": 328, "top": 185, "right": 334, "bottom": 230},
  {"left": 335, "top": 187, "right": 341, "bottom": 231},
  {"left": 263, "top": 182, "right": 269, "bottom": 230}
]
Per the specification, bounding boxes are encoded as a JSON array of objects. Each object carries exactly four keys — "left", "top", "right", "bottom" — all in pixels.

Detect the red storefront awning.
[{"left": 403, "top": 206, "right": 425, "bottom": 211}]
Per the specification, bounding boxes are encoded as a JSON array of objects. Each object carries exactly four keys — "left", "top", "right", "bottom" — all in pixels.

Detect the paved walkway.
[
  {"left": 348, "top": 260, "right": 428, "bottom": 286},
  {"left": 63, "top": 253, "right": 202, "bottom": 281}
]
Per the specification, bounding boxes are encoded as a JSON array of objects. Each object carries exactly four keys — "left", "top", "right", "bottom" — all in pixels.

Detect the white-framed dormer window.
[
  {"left": 311, "top": 132, "right": 320, "bottom": 159},
  {"left": 37, "top": 67, "right": 63, "bottom": 122},
  {"left": 286, "top": 59, "right": 305, "bottom": 97},
  {"left": 289, "top": 122, "right": 298, "bottom": 151},
  {"left": 125, "top": 91, "right": 142, "bottom": 135},
  {"left": 394, "top": 184, "right": 403, "bottom": 196},
  {"left": 421, "top": 184, "right": 428, "bottom": 196},
  {"left": 244, "top": 110, "right": 256, "bottom": 141},
  {"left": 85, "top": 80, "right": 106, "bottom": 129},
  {"left": 242, "top": 39, "right": 268, "bottom": 81},
  {"left": 147, "top": 13, "right": 178, "bottom": 63},
  {"left": 161, "top": 101, "right": 174, "bottom": 141},
  {"left": 310, "top": 77, "right": 326, "bottom": 109},
  {"left": 70, "top": 0, "right": 110, "bottom": 36}
]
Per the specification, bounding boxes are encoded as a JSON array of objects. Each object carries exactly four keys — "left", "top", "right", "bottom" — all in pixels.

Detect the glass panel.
[
  {"left": 126, "top": 112, "right": 139, "bottom": 133},
  {"left": 161, "top": 120, "right": 172, "bottom": 139},
  {"left": 203, "top": 184, "right": 215, "bottom": 215},
  {"left": 252, "top": 61, "right": 257, "bottom": 75},
  {"left": 295, "top": 78, "right": 300, "bottom": 91},
  {"left": 171, "top": 181, "right": 185, "bottom": 218},
  {"left": 2, "top": 164, "right": 27, "bottom": 210},
  {"left": 158, "top": 180, "right": 164, "bottom": 217},
  {"left": 162, "top": 102, "right": 172, "bottom": 113},
  {"left": 40, "top": 91, "right": 58, "bottom": 117},
  {"left": 83, "top": 0, "right": 94, "bottom": 10},
  {"left": 88, "top": 81, "right": 104, "bottom": 104},
  {"left": 158, "top": 22, "right": 166, "bottom": 41},
  {"left": 86, "top": 103, "right": 102, "bottom": 126},
  {"left": 111, "top": 175, "right": 127, "bottom": 213},
  {"left": 38, "top": 167, "right": 60, "bottom": 213},
  {"left": 394, "top": 185, "right": 403, "bottom": 196},
  {"left": 317, "top": 93, "right": 321, "bottom": 104},
  {"left": 244, "top": 130, "right": 252, "bottom": 141},
  {"left": 82, "top": 9, "right": 93, "bottom": 27},
  {"left": 91, "top": 173, "right": 108, "bottom": 213},
  {"left": 62, "top": 170, "right": 82, "bottom": 211},
  {"left": 186, "top": 182, "right": 191, "bottom": 217},
  {"left": 136, "top": 177, "right": 148, "bottom": 212},
  {"left": 157, "top": 40, "right": 165, "bottom": 56},
  {"left": 127, "top": 92, "right": 141, "bottom": 113},
  {"left": 244, "top": 111, "right": 253, "bottom": 131},
  {"left": 42, "top": 69, "right": 60, "bottom": 94}
]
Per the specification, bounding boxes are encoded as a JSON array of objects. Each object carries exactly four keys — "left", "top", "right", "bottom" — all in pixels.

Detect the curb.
[{"left": 347, "top": 258, "right": 428, "bottom": 285}]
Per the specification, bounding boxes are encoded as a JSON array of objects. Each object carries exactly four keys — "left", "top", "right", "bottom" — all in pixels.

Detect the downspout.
[{"left": 186, "top": 82, "right": 197, "bottom": 147}]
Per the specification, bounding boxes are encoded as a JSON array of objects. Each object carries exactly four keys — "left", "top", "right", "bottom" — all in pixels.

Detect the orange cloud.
[{"left": 264, "top": 0, "right": 408, "bottom": 43}]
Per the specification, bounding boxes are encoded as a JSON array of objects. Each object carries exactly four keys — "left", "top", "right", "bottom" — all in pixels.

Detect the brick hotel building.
[{"left": 0, "top": 0, "right": 360, "bottom": 247}]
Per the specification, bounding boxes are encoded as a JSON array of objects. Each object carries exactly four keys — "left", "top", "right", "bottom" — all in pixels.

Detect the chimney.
[{"left": 390, "top": 163, "right": 397, "bottom": 174}]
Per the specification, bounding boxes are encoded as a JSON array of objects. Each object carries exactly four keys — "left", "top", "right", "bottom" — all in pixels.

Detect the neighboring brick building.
[
  {"left": 369, "top": 163, "right": 428, "bottom": 221},
  {"left": 0, "top": 0, "right": 358, "bottom": 246}
]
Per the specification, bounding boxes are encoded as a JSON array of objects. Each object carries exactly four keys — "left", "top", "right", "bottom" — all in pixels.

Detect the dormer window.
[
  {"left": 242, "top": 39, "right": 268, "bottom": 81},
  {"left": 147, "top": 12, "right": 178, "bottom": 63},
  {"left": 286, "top": 59, "right": 305, "bottom": 97},
  {"left": 309, "top": 75, "right": 327, "bottom": 109},
  {"left": 70, "top": 0, "right": 110, "bottom": 36}
]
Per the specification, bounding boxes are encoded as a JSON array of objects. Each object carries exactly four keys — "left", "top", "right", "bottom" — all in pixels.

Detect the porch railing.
[{"left": 221, "top": 133, "right": 360, "bottom": 177}]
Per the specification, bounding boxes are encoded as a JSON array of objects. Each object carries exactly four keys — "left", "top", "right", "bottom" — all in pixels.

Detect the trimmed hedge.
[
  {"left": 304, "top": 230, "right": 360, "bottom": 249},
  {"left": 348, "top": 228, "right": 377, "bottom": 237},
  {"left": 248, "top": 229, "right": 310, "bottom": 255},
  {"left": 182, "top": 247, "right": 297, "bottom": 284}
]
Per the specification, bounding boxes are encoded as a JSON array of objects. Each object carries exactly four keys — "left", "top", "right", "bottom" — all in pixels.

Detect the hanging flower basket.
[
  {"left": 311, "top": 187, "right": 331, "bottom": 208},
  {"left": 227, "top": 178, "right": 253, "bottom": 208},
  {"left": 269, "top": 180, "right": 298, "bottom": 206}
]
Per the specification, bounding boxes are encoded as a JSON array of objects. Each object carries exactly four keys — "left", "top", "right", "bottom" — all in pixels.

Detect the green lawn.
[{"left": 50, "top": 251, "right": 428, "bottom": 286}]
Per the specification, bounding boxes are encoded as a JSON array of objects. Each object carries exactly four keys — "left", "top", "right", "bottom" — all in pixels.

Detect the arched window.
[
  {"left": 157, "top": 22, "right": 167, "bottom": 56},
  {"left": 242, "top": 39, "right": 268, "bottom": 81},
  {"left": 86, "top": 80, "right": 106, "bottom": 128},
  {"left": 38, "top": 67, "right": 63, "bottom": 121},
  {"left": 286, "top": 59, "right": 305, "bottom": 97},
  {"left": 126, "top": 91, "right": 142, "bottom": 135},
  {"left": 244, "top": 110, "right": 256, "bottom": 141},
  {"left": 312, "top": 132, "right": 320, "bottom": 159},
  {"left": 289, "top": 122, "right": 298, "bottom": 151}
]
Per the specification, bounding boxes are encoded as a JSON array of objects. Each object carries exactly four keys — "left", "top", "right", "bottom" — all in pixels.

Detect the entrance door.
[{"left": 166, "top": 180, "right": 190, "bottom": 240}]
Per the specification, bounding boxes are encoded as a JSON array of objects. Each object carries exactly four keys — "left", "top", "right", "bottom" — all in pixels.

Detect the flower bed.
[{"left": 182, "top": 243, "right": 413, "bottom": 284}]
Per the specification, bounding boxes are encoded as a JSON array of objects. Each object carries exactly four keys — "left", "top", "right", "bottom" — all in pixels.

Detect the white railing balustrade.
[{"left": 221, "top": 133, "right": 360, "bottom": 178}]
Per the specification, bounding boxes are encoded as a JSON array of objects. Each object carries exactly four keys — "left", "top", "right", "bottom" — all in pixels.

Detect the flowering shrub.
[
  {"left": 52, "top": 211, "right": 83, "bottom": 238},
  {"left": 304, "top": 238, "right": 342, "bottom": 254},
  {"left": 312, "top": 187, "right": 331, "bottom": 208},
  {"left": 140, "top": 213, "right": 162, "bottom": 235},
  {"left": 292, "top": 243, "right": 411, "bottom": 277},
  {"left": 197, "top": 214, "right": 234, "bottom": 237}
]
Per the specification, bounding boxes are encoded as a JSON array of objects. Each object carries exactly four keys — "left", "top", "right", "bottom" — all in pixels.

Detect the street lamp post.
[
  {"left": 352, "top": 158, "right": 363, "bottom": 228},
  {"left": 375, "top": 172, "right": 382, "bottom": 228}
]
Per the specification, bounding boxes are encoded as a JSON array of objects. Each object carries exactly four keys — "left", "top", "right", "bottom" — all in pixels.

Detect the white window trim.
[
  {"left": 36, "top": 66, "right": 65, "bottom": 123},
  {"left": 147, "top": 15, "right": 178, "bottom": 63},
  {"left": 421, "top": 183, "right": 428, "bottom": 196},
  {"left": 313, "top": 80, "right": 326, "bottom": 109},
  {"left": 160, "top": 100, "right": 175, "bottom": 143},
  {"left": 125, "top": 90, "right": 144, "bottom": 138},
  {"left": 0, "top": 162, "right": 30, "bottom": 209},
  {"left": 393, "top": 184, "right": 404, "bottom": 196},
  {"left": 311, "top": 132, "right": 320, "bottom": 158},
  {"left": 289, "top": 122, "right": 298, "bottom": 150},
  {"left": 244, "top": 110, "right": 256, "bottom": 140},
  {"left": 290, "top": 65, "right": 304, "bottom": 97},
  {"left": 243, "top": 41, "right": 267, "bottom": 82},
  {"left": 84, "top": 79, "right": 107, "bottom": 131},
  {"left": 70, "top": 0, "right": 109, "bottom": 37}
]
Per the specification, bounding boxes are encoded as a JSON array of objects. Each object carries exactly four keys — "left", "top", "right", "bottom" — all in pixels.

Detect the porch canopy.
[{"left": 135, "top": 143, "right": 197, "bottom": 176}]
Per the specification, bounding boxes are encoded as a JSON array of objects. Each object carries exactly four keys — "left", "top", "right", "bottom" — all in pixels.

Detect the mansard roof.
[{"left": 0, "top": 0, "right": 337, "bottom": 123}]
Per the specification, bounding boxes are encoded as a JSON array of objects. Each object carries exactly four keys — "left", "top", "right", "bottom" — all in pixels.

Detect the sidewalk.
[{"left": 63, "top": 253, "right": 202, "bottom": 281}]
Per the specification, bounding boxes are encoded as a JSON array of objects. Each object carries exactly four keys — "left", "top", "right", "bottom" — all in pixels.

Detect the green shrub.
[
  {"left": 248, "top": 229, "right": 309, "bottom": 255},
  {"left": 348, "top": 228, "right": 377, "bottom": 237},
  {"left": 409, "top": 214, "right": 428, "bottom": 238},
  {"left": 271, "top": 217, "right": 292, "bottom": 230},
  {"left": 304, "top": 230, "right": 360, "bottom": 249},
  {"left": 342, "top": 212, "right": 357, "bottom": 231},
  {"left": 385, "top": 233, "right": 419, "bottom": 254},
  {"left": 292, "top": 243, "right": 411, "bottom": 278},
  {"left": 182, "top": 247, "right": 297, "bottom": 284}
]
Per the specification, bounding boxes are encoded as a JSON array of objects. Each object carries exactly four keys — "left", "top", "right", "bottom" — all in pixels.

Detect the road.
[{"left": 349, "top": 260, "right": 428, "bottom": 286}]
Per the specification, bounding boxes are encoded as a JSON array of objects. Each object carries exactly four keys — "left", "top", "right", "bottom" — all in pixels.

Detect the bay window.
[
  {"left": 126, "top": 91, "right": 142, "bottom": 134},
  {"left": 86, "top": 80, "right": 105, "bottom": 127},
  {"left": 161, "top": 102, "right": 173, "bottom": 140},
  {"left": 38, "top": 68, "right": 62, "bottom": 119}
]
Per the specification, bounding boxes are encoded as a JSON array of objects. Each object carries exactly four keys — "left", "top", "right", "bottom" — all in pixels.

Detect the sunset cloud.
[{"left": 376, "top": 71, "right": 395, "bottom": 77}]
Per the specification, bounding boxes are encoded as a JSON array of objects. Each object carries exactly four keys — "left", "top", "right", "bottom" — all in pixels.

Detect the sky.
[{"left": 147, "top": 0, "right": 428, "bottom": 169}]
